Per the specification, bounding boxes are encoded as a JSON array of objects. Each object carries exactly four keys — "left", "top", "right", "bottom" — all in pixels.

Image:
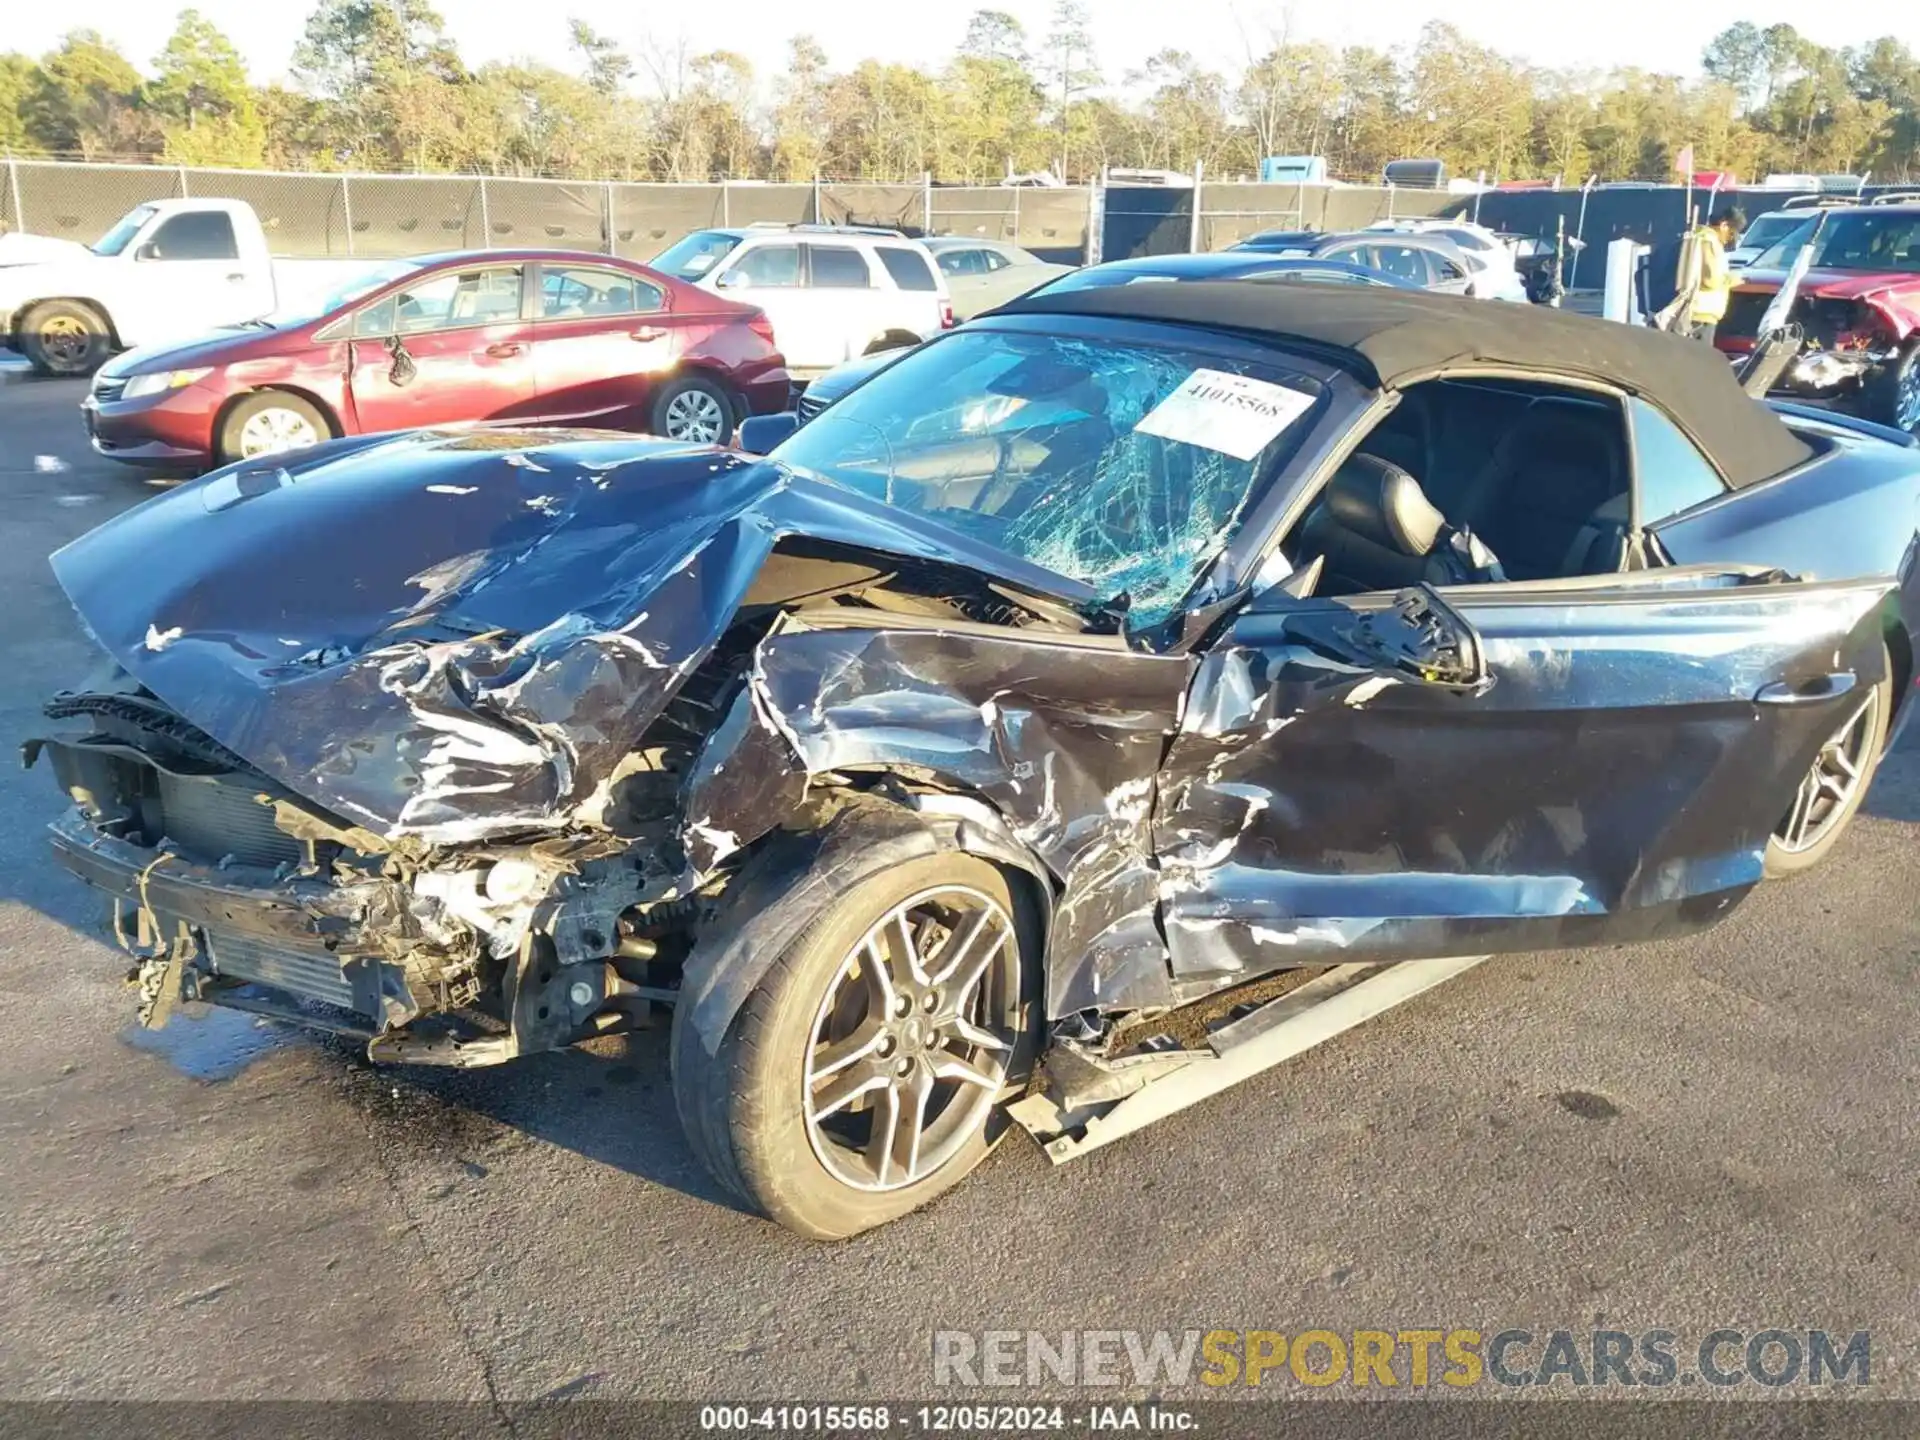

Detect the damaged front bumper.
[
  {"left": 47, "top": 808, "right": 431, "bottom": 1034},
  {"left": 32, "top": 722, "right": 676, "bottom": 1068}
]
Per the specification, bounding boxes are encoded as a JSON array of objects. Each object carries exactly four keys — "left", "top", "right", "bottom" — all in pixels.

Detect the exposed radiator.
[
  {"left": 155, "top": 770, "right": 302, "bottom": 869},
  {"left": 205, "top": 931, "right": 359, "bottom": 1011}
]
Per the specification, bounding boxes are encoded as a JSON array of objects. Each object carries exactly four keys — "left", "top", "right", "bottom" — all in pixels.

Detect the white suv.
[
  {"left": 651, "top": 225, "right": 954, "bottom": 378},
  {"left": 1364, "top": 218, "right": 1531, "bottom": 302}
]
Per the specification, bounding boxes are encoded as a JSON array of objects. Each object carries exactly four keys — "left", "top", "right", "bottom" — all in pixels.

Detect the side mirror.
[
  {"left": 134, "top": 242, "right": 161, "bottom": 261},
  {"left": 737, "top": 413, "right": 798, "bottom": 455},
  {"left": 715, "top": 270, "right": 747, "bottom": 290}
]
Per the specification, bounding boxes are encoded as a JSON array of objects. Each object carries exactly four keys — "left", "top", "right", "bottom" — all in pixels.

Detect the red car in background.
[
  {"left": 81, "top": 248, "right": 790, "bottom": 469},
  {"left": 1716, "top": 203, "right": 1920, "bottom": 434}
]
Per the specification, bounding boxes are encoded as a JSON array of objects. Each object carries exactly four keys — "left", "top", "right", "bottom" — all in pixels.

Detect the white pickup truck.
[{"left": 0, "top": 198, "right": 372, "bottom": 376}]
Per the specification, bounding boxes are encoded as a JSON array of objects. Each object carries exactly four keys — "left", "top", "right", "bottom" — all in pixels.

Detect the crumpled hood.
[
  {"left": 51, "top": 427, "right": 1094, "bottom": 844},
  {"left": 1739, "top": 266, "right": 1920, "bottom": 323}
]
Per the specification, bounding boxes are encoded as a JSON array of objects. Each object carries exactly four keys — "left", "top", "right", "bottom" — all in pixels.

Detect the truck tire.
[
  {"left": 19, "top": 300, "right": 111, "bottom": 377},
  {"left": 217, "top": 392, "right": 331, "bottom": 464},
  {"left": 672, "top": 849, "right": 1038, "bottom": 1239},
  {"left": 1866, "top": 341, "right": 1920, "bottom": 435}
]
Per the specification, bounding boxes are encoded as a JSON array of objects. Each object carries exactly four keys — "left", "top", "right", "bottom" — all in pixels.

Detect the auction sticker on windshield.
[{"left": 1134, "top": 369, "right": 1316, "bottom": 461}]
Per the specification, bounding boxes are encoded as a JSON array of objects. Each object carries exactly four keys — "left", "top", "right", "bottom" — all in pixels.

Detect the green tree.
[
  {"left": 568, "top": 19, "right": 632, "bottom": 98},
  {"left": 292, "top": 0, "right": 465, "bottom": 168},
  {"left": 23, "top": 30, "right": 154, "bottom": 160},
  {"left": 1043, "top": 1, "right": 1099, "bottom": 177},
  {"left": 1702, "top": 22, "right": 1767, "bottom": 112},
  {"left": 149, "top": 10, "right": 266, "bottom": 167},
  {"left": 0, "top": 53, "right": 41, "bottom": 153}
]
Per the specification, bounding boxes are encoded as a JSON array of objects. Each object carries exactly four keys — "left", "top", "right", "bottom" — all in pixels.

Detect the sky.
[{"left": 11, "top": 0, "right": 1920, "bottom": 88}]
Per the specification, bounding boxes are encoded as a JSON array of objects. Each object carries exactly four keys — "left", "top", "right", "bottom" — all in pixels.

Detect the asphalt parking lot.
[{"left": 2, "top": 369, "right": 1919, "bottom": 1405}]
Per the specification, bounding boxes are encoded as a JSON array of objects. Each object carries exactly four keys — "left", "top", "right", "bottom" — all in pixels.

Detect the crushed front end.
[{"left": 29, "top": 675, "right": 695, "bottom": 1065}]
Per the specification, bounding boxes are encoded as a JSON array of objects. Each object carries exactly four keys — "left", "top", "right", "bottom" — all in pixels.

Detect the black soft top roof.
[{"left": 999, "top": 283, "right": 1812, "bottom": 489}]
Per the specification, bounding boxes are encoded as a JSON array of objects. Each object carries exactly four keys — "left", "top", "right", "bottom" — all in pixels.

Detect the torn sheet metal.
[
  {"left": 1155, "top": 579, "right": 1893, "bottom": 982},
  {"left": 682, "top": 616, "right": 1193, "bottom": 1015},
  {"left": 50, "top": 429, "right": 1103, "bottom": 846}
]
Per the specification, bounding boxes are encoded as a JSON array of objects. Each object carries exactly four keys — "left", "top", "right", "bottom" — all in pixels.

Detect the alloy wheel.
[
  {"left": 803, "top": 885, "right": 1018, "bottom": 1193},
  {"left": 41, "top": 316, "right": 88, "bottom": 368},
  {"left": 1774, "top": 689, "right": 1880, "bottom": 854},
  {"left": 665, "top": 388, "right": 727, "bottom": 443},
  {"left": 238, "top": 407, "right": 320, "bottom": 457},
  {"left": 1897, "top": 362, "right": 1920, "bottom": 433}
]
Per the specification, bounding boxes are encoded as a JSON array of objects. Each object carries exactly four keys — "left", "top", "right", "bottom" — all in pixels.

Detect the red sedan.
[{"left": 81, "top": 248, "right": 790, "bottom": 469}]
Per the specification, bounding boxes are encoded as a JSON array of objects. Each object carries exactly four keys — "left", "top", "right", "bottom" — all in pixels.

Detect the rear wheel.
[
  {"left": 217, "top": 392, "right": 329, "bottom": 464},
  {"left": 1764, "top": 653, "right": 1893, "bottom": 877},
  {"left": 19, "top": 300, "right": 110, "bottom": 376},
  {"left": 672, "top": 850, "right": 1036, "bottom": 1239},
  {"left": 651, "top": 374, "right": 734, "bottom": 445}
]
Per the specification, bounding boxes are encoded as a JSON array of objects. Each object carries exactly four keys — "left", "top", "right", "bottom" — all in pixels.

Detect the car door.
[
  {"left": 803, "top": 242, "right": 889, "bottom": 359},
  {"left": 130, "top": 210, "right": 272, "bottom": 331},
  {"left": 1152, "top": 568, "right": 1891, "bottom": 984},
  {"left": 714, "top": 242, "right": 819, "bottom": 367},
  {"left": 528, "top": 262, "right": 676, "bottom": 428},
  {"left": 345, "top": 262, "right": 537, "bottom": 434}
]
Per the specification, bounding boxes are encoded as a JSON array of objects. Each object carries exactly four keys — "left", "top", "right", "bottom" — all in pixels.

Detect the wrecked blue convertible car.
[{"left": 32, "top": 287, "right": 1920, "bottom": 1237}]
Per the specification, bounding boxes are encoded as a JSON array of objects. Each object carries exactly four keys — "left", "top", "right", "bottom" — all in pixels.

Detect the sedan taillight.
[
  {"left": 940, "top": 299, "right": 957, "bottom": 330},
  {"left": 748, "top": 310, "right": 777, "bottom": 346}
]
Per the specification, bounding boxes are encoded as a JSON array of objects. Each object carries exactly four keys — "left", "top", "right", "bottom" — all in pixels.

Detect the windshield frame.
[{"left": 767, "top": 314, "right": 1344, "bottom": 627}]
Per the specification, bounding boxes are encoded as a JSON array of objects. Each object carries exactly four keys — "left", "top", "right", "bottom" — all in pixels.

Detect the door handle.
[
  {"left": 629, "top": 326, "right": 666, "bottom": 342},
  {"left": 226, "top": 273, "right": 246, "bottom": 282},
  {"left": 1755, "top": 673, "right": 1857, "bottom": 706},
  {"left": 485, "top": 342, "right": 524, "bottom": 358}
]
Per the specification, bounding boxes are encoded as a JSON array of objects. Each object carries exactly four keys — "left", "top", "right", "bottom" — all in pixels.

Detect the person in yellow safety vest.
[{"left": 1686, "top": 207, "right": 1744, "bottom": 342}]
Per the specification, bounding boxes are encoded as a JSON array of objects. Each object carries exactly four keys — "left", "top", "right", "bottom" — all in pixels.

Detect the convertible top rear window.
[{"left": 772, "top": 330, "right": 1326, "bottom": 624}]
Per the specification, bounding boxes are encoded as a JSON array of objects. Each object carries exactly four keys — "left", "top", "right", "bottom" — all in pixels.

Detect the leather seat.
[
  {"left": 1298, "top": 454, "right": 1456, "bottom": 593},
  {"left": 1451, "top": 402, "right": 1627, "bottom": 580}
]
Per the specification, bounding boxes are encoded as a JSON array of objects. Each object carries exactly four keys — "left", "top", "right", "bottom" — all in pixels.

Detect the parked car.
[
  {"left": 1232, "top": 228, "right": 1324, "bottom": 252},
  {"left": 922, "top": 237, "right": 1074, "bottom": 318},
  {"left": 1364, "top": 218, "right": 1533, "bottom": 301},
  {"left": 1034, "top": 252, "right": 1422, "bottom": 293},
  {"left": 1728, "top": 209, "right": 1819, "bottom": 268},
  {"left": 1231, "top": 231, "right": 1483, "bottom": 296},
  {"left": 754, "top": 253, "right": 1422, "bottom": 438},
  {"left": 36, "top": 286, "right": 1920, "bottom": 1239},
  {"left": 650, "top": 224, "right": 954, "bottom": 379},
  {"left": 78, "top": 248, "right": 790, "bottom": 468},
  {"left": 0, "top": 198, "right": 337, "bottom": 376},
  {"left": 1716, "top": 203, "right": 1920, "bottom": 432}
]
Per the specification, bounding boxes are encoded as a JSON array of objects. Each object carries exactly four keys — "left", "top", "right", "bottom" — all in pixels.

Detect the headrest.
[{"left": 1323, "top": 454, "right": 1447, "bottom": 558}]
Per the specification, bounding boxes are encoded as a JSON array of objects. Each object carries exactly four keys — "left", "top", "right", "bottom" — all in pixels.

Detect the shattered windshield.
[{"left": 772, "top": 328, "right": 1326, "bottom": 624}]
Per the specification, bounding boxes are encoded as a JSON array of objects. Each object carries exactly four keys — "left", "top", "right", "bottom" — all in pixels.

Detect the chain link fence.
[
  {"left": 0, "top": 158, "right": 1101, "bottom": 265},
  {"left": 1, "top": 158, "right": 1499, "bottom": 269}
]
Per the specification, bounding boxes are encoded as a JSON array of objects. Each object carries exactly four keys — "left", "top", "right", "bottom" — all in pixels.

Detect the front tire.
[
  {"left": 1764, "top": 650, "right": 1893, "bottom": 878},
  {"left": 19, "top": 300, "right": 111, "bottom": 376},
  {"left": 217, "top": 391, "right": 330, "bottom": 465},
  {"left": 651, "top": 373, "right": 735, "bottom": 445},
  {"left": 672, "top": 851, "right": 1036, "bottom": 1239}
]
